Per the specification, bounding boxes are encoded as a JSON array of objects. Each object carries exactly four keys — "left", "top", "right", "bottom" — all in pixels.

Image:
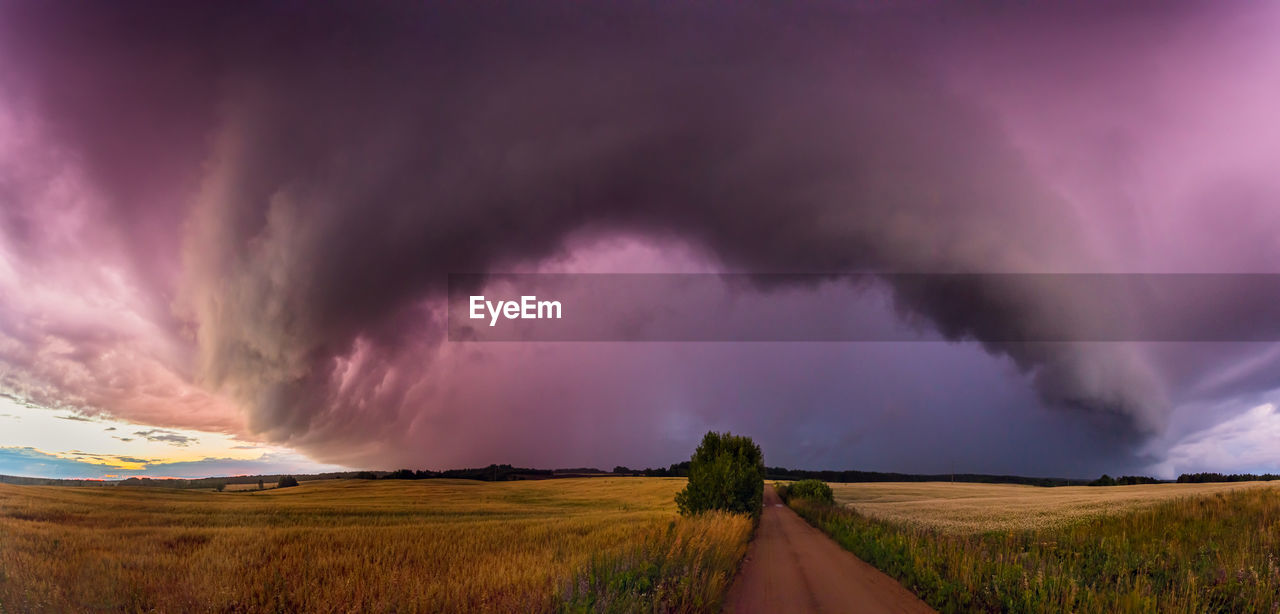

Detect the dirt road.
[{"left": 722, "top": 486, "right": 935, "bottom": 614}]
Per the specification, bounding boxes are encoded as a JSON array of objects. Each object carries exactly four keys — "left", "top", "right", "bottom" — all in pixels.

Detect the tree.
[
  {"left": 214, "top": 482, "right": 226, "bottom": 492},
  {"left": 277, "top": 475, "right": 299, "bottom": 489},
  {"left": 257, "top": 479, "right": 264, "bottom": 490},
  {"left": 675, "top": 431, "right": 764, "bottom": 518}
]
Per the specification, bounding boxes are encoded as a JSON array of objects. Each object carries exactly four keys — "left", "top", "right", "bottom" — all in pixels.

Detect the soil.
[{"left": 722, "top": 485, "right": 936, "bottom": 614}]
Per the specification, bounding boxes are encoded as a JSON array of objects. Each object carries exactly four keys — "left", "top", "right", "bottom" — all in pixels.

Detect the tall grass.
[
  {"left": 791, "top": 485, "right": 1280, "bottom": 613},
  {"left": 0, "top": 477, "right": 750, "bottom": 613},
  {"left": 560, "top": 511, "right": 752, "bottom": 614}
]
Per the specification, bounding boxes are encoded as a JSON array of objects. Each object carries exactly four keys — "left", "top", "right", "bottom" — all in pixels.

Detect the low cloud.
[
  {"left": 1155, "top": 402, "right": 1280, "bottom": 477},
  {"left": 132, "top": 430, "right": 198, "bottom": 447},
  {"left": 54, "top": 414, "right": 94, "bottom": 423}
]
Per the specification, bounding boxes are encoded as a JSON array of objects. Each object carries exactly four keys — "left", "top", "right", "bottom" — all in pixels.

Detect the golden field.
[
  {"left": 0, "top": 478, "right": 752, "bottom": 613},
  {"left": 220, "top": 482, "right": 277, "bottom": 492},
  {"left": 829, "top": 480, "right": 1278, "bottom": 533}
]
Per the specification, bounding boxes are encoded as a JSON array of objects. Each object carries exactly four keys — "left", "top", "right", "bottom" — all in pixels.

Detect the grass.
[
  {"left": 0, "top": 477, "right": 751, "bottom": 613},
  {"left": 828, "top": 480, "right": 1274, "bottom": 533},
  {"left": 790, "top": 481, "right": 1280, "bottom": 613},
  {"left": 560, "top": 511, "right": 751, "bottom": 613}
]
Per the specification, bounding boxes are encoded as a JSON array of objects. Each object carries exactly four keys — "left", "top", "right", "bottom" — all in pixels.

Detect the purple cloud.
[{"left": 0, "top": 2, "right": 1278, "bottom": 477}]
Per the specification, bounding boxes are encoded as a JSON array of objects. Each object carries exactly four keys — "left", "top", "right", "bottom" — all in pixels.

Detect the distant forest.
[
  {"left": 1087, "top": 474, "right": 1163, "bottom": 486},
  {"left": 1176, "top": 472, "right": 1280, "bottom": 483},
  {"left": 761, "top": 467, "right": 1089, "bottom": 487},
  {"left": 5, "top": 467, "right": 1279, "bottom": 489}
]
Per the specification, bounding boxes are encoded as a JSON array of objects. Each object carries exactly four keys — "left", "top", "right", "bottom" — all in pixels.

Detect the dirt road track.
[{"left": 722, "top": 486, "right": 935, "bottom": 614}]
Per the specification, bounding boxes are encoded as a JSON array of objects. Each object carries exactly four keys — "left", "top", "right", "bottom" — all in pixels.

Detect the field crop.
[
  {"left": 219, "top": 482, "right": 275, "bottom": 492},
  {"left": 0, "top": 477, "right": 751, "bottom": 613},
  {"left": 829, "top": 480, "right": 1273, "bottom": 533},
  {"left": 791, "top": 481, "right": 1280, "bottom": 612}
]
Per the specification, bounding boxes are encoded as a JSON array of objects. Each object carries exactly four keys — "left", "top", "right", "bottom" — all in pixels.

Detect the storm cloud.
[{"left": 1, "top": 1, "right": 1279, "bottom": 475}]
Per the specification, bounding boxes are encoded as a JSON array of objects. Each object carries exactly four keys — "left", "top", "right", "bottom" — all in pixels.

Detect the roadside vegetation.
[
  {"left": 0, "top": 477, "right": 749, "bottom": 613},
  {"left": 789, "top": 481, "right": 1280, "bottom": 612},
  {"left": 557, "top": 431, "right": 764, "bottom": 613},
  {"left": 775, "top": 479, "right": 833, "bottom": 504},
  {"left": 559, "top": 511, "right": 751, "bottom": 613}
]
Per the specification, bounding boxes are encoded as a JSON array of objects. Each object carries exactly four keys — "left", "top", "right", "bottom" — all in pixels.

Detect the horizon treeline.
[
  {"left": 7, "top": 467, "right": 1280, "bottom": 489},
  {"left": 762, "top": 467, "right": 1089, "bottom": 487},
  {"left": 1088, "top": 474, "right": 1162, "bottom": 486},
  {"left": 1176, "top": 472, "right": 1280, "bottom": 483}
]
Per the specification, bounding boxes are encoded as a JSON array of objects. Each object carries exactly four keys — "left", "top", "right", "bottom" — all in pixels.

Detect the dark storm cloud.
[{"left": 0, "top": 1, "right": 1275, "bottom": 473}]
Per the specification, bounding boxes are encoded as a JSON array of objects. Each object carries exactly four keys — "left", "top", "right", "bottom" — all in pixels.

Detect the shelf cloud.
[{"left": 2, "top": 1, "right": 1279, "bottom": 476}]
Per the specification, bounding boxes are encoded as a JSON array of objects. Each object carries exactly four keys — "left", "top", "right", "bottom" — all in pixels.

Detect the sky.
[{"left": 2, "top": 1, "right": 1280, "bottom": 480}]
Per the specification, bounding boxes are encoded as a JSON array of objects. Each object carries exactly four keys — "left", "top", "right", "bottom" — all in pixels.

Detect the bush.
[
  {"left": 674, "top": 431, "right": 764, "bottom": 518},
  {"left": 777, "top": 479, "right": 833, "bottom": 504},
  {"left": 276, "top": 475, "right": 299, "bottom": 489}
]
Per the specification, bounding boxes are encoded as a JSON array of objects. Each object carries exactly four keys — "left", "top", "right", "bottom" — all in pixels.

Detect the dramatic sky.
[{"left": 2, "top": 1, "right": 1280, "bottom": 479}]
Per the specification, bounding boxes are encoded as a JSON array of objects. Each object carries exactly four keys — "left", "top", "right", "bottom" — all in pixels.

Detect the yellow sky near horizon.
[{"left": 0, "top": 397, "right": 346, "bottom": 477}]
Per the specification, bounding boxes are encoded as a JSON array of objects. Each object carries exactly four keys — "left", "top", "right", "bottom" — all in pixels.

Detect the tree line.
[
  {"left": 1088, "top": 474, "right": 1162, "bottom": 486},
  {"left": 762, "top": 467, "right": 1090, "bottom": 487},
  {"left": 17, "top": 464, "right": 1278, "bottom": 491},
  {"left": 1176, "top": 472, "right": 1280, "bottom": 483}
]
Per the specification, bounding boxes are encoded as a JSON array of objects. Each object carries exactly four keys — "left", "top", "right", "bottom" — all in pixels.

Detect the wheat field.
[
  {"left": 0, "top": 477, "right": 751, "bottom": 613},
  {"left": 828, "top": 480, "right": 1279, "bottom": 533}
]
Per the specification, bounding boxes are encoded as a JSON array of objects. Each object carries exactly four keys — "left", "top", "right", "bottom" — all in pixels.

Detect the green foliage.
[
  {"left": 788, "top": 488, "right": 1280, "bottom": 613},
  {"left": 776, "top": 479, "right": 833, "bottom": 504},
  {"left": 276, "top": 475, "right": 299, "bottom": 489},
  {"left": 213, "top": 482, "right": 226, "bottom": 492},
  {"left": 674, "top": 432, "right": 764, "bottom": 518}
]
